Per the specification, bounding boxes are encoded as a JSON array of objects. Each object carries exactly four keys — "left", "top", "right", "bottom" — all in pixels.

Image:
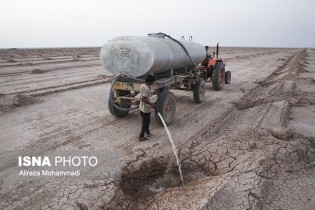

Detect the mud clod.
[
  {"left": 0, "top": 94, "right": 42, "bottom": 113},
  {"left": 31, "top": 69, "right": 45, "bottom": 74},
  {"left": 7, "top": 59, "right": 17, "bottom": 63},
  {"left": 270, "top": 127, "right": 292, "bottom": 140}
]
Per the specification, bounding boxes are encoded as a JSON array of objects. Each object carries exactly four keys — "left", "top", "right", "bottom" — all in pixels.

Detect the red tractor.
[{"left": 199, "top": 43, "right": 231, "bottom": 90}]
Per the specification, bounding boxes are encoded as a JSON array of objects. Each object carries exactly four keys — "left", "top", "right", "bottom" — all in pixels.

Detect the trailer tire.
[
  {"left": 108, "top": 90, "right": 130, "bottom": 118},
  {"left": 225, "top": 71, "right": 231, "bottom": 84},
  {"left": 212, "top": 62, "right": 225, "bottom": 91},
  {"left": 155, "top": 91, "right": 176, "bottom": 126},
  {"left": 193, "top": 78, "right": 206, "bottom": 104}
]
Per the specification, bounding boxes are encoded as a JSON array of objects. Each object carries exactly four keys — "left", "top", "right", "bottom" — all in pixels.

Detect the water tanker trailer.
[{"left": 100, "top": 32, "right": 231, "bottom": 126}]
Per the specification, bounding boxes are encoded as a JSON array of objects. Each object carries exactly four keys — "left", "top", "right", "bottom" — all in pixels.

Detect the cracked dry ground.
[
  {"left": 107, "top": 49, "right": 315, "bottom": 209},
  {"left": 1, "top": 48, "right": 315, "bottom": 210}
]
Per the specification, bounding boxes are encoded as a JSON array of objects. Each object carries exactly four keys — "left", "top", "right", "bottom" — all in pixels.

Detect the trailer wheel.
[
  {"left": 108, "top": 90, "right": 130, "bottom": 118},
  {"left": 193, "top": 78, "right": 206, "bottom": 104},
  {"left": 225, "top": 71, "right": 231, "bottom": 84},
  {"left": 212, "top": 62, "right": 225, "bottom": 90},
  {"left": 155, "top": 91, "right": 176, "bottom": 126}
]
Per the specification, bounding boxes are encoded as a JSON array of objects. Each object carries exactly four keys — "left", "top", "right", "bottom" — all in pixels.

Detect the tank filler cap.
[{"left": 147, "top": 32, "right": 165, "bottom": 38}]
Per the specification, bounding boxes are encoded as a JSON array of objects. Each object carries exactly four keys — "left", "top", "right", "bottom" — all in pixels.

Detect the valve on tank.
[{"left": 147, "top": 33, "right": 165, "bottom": 38}]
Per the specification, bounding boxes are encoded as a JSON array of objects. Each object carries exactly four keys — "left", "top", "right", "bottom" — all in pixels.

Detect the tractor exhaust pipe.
[{"left": 216, "top": 43, "right": 219, "bottom": 59}]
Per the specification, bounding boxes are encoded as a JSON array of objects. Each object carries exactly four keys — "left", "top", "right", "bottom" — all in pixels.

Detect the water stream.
[{"left": 157, "top": 112, "right": 184, "bottom": 185}]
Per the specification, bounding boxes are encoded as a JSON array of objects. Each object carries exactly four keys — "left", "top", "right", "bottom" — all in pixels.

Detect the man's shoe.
[
  {"left": 147, "top": 133, "right": 151, "bottom": 138},
  {"left": 139, "top": 137, "right": 148, "bottom": 141}
]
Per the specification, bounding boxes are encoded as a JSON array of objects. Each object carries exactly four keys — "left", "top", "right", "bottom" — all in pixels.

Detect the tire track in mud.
[
  {"left": 18, "top": 110, "right": 130, "bottom": 152},
  {"left": 179, "top": 49, "right": 314, "bottom": 210},
  {"left": 0, "top": 60, "right": 110, "bottom": 96},
  {"left": 0, "top": 62, "right": 101, "bottom": 77},
  {"left": 0, "top": 48, "right": 106, "bottom": 98},
  {"left": 0, "top": 74, "right": 112, "bottom": 113},
  {"left": 13, "top": 76, "right": 112, "bottom": 97},
  {"left": 1, "top": 48, "right": 313, "bottom": 210},
  {"left": 1, "top": 66, "right": 104, "bottom": 86},
  {"left": 103, "top": 49, "right": 315, "bottom": 210},
  {"left": 223, "top": 48, "right": 295, "bottom": 62},
  {"left": 0, "top": 57, "right": 100, "bottom": 69},
  {"left": 173, "top": 48, "right": 302, "bottom": 150}
]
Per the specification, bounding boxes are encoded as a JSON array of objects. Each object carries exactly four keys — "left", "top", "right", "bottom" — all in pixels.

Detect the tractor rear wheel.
[
  {"left": 212, "top": 62, "right": 225, "bottom": 91},
  {"left": 225, "top": 71, "right": 231, "bottom": 84},
  {"left": 155, "top": 91, "right": 176, "bottom": 126},
  {"left": 108, "top": 90, "right": 130, "bottom": 118},
  {"left": 193, "top": 78, "right": 206, "bottom": 104}
]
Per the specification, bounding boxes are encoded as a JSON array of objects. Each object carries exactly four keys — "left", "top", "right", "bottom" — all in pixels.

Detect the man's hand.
[{"left": 141, "top": 97, "right": 156, "bottom": 109}]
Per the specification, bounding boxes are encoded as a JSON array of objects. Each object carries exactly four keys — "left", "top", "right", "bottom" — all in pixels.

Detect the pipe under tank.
[{"left": 100, "top": 35, "right": 206, "bottom": 77}]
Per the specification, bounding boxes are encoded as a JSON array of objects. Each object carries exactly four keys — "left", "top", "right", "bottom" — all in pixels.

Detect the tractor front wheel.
[
  {"left": 193, "top": 78, "right": 206, "bottom": 104},
  {"left": 225, "top": 71, "right": 231, "bottom": 84}
]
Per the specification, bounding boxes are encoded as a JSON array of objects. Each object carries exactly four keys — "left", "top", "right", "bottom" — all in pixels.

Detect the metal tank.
[{"left": 100, "top": 34, "right": 206, "bottom": 77}]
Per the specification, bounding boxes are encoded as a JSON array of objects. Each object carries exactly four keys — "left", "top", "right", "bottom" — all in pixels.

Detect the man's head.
[
  {"left": 205, "top": 46, "right": 209, "bottom": 51},
  {"left": 145, "top": 74, "right": 156, "bottom": 85}
]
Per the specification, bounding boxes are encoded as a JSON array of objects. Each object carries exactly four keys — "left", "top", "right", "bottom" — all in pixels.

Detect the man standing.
[
  {"left": 205, "top": 45, "right": 212, "bottom": 58},
  {"left": 139, "top": 74, "right": 156, "bottom": 141}
]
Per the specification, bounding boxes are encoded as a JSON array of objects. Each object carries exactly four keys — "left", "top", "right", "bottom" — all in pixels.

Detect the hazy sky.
[{"left": 1, "top": 0, "right": 314, "bottom": 48}]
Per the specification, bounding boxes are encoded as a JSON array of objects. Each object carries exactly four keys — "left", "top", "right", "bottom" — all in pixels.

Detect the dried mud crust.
[
  {"left": 102, "top": 49, "right": 315, "bottom": 209},
  {"left": 1, "top": 48, "right": 314, "bottom": 210}
]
